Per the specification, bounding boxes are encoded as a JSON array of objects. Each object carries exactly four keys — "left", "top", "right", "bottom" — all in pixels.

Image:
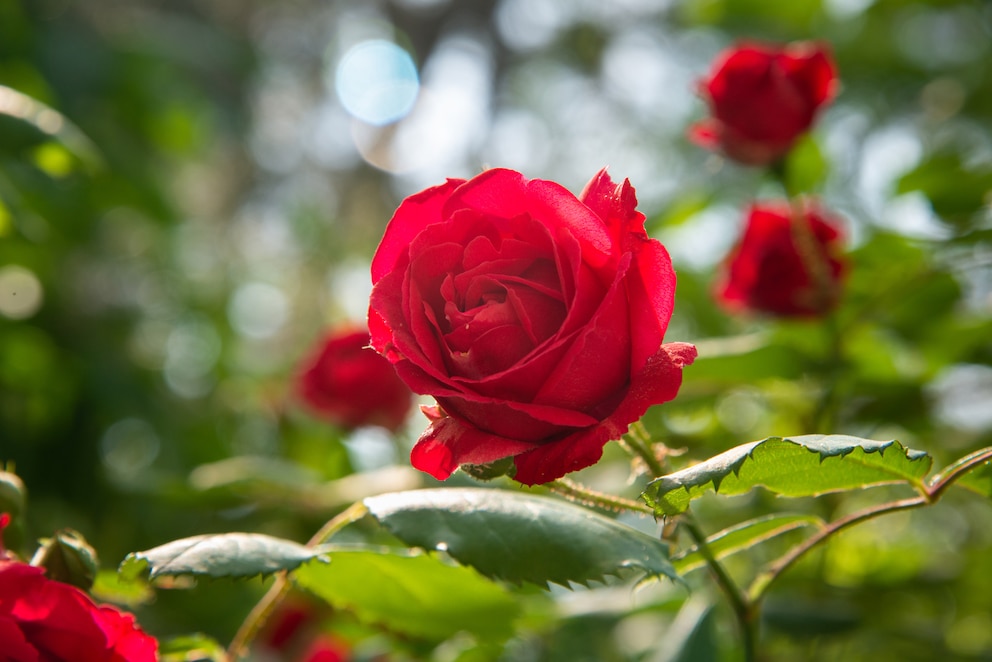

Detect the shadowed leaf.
[{"left": 363, "top": 488, "right": 678, "bottom": 588}]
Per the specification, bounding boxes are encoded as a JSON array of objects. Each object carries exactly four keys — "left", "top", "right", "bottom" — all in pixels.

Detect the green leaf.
[
  {"left": 158, "top": 634, "right": 227, "bottom": 662},
  {"left": 673, "top": 513, "right": 825, "bottom": 574},
  {"left": 897, "top": 150, "right": 992, "bottom": 224},
  {"left": 784, "top": 134, "right": 828, "bottom": 195},
  {"left": 119, "top": 533, "right": 328, "bottom": 581},
  {"left": 933, "top": 448, "right": 992, "bottom": 498},
  {"left": 653, "top": 598, "right": 720, "bottom": 662},
  {"left": 293, "top": 547, "right": 520, "bottom": 642},
  {"left": 363, "top": 488, "right": 678, "bottom": 587},
  {"left": 643, "top": 435, "right": 932, "bottom": 517}
]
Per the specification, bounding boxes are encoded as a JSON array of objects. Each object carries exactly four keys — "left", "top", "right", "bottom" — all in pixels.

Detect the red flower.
[
  {"left": 716, "top": 201, "right": 846, "bottom": 317},
  {"left": 689, "top": 41, "right": 838, "bottom": 165},
  {"left": 0, "top": 560, "right": 157, "bottom": 662},
  {"left": 369, "top": 168, "right": 696, "bottom": 485},
  {"left": 296, "top": 328, "right": 412, "bottom": 432}
]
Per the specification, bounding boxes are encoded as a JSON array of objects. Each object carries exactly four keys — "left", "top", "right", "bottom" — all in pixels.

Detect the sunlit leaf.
[
  {"left": 933, "top": 448, "right": 992, "bottom": 498},
  {"left": 293, "top": 547, "right": 520, "bottom": 642},
  {"left": 643, "top": 435, "right": 931, "bottom": 517},
  {"left": 158, "top": 634, "right": 227, "bottom": 662},
  {"left": 119, "top": 533, "right": 328, "bottom": 581},
  {"left": 784, "top": 134, "right": 828, "bottom": 195},
  {"left": 673, "top": 513, "right": 825, "bottom": 574},
  {"left": 363, "top": 488, "right": 678, "bottom": 588}
]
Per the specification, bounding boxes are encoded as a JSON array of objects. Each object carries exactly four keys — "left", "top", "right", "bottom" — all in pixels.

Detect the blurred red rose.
[
  {"left": 0, "top": 560, "right": 157, "bottom": 662},
  {"left": 369, "top": 168, "right": 696, "bottom": 485},
  {"left": 299, "top": 635, "right": 350, "bottom": 662},
  {"left": 716, "top": 201, "right": 846, "bottom": 317},
  {"left": 296, "top": 328, "right": 412, "bottom": 432},
  {"left": 690, "top": 41, "right": 838, "bottom": 165}
]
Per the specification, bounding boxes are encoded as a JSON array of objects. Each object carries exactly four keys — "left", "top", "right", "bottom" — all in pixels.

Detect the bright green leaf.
[
  {"left": 293, "top": 547, "right": 520, "bottom": 642},
  {"left": 90, "top": 569, "right": 155, "bottom": 608},
  {"left": 933, "top": 448, "right": 992, "bottom": 498},
  {"left": 363, "top": 488, "right": 678, "bottom": 587},
  {"left": 158, "top": 634, "right": 227, "bottom": 662},
  {"left": 673, "top": 513, "right": 825, "bottom": 574},
  {"left": 784, "top": 134, "right": 828, "bottom": 195},
  {"left": 643, "top": 435, "right": 932, "bottom": 517},
  {"left": 119, "top": 533, "right": 328, "bottom": 581}
]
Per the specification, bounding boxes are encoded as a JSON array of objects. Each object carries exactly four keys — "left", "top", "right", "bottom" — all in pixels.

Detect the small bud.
[
  {"left": 0, "top": 470, "right": 27, "bottom": 519},
  {"left": 31, "top": 529, "right": 100, "bottom": 590}
]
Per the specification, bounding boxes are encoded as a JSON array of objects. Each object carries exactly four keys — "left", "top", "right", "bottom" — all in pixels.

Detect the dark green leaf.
[
  {"left": 897, "top": 150, "right": 992, "bottom": 223},
  {"left": 643, "top": 435, "right": 931, "bottom": 517},
  {"left": 363, "top": 488, "right": 678, "bottom": 587},
  {"left": 293, "top": 547, "right": 520, "bottom": 642},
  {"left": 673, "top": 513, "right": 825, "bottom": 574},
  {"left": 653, "top": 598, "right": 720, "bottom": 662},
  {"left": 119, "top": 533, "right": 328, "bottom": 581}
]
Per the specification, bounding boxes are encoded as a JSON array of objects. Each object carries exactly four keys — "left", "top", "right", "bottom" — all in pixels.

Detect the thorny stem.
[
  {"left": 621, "top": 426, "right": 756, "bottom": 660},
  {"left": 226, "top": 501, "right": 369, "bottom": 661},
  {"left": 925, "top": 446, "right": 992, "bottom": 501},
  {"left": 681, "top": 515, "right": 757, "bottom": 662},
  {"left": 623, "top": 422, "right": 667, "bottom": 478},
  {"left": 547, "top": 477, "right": 653, "bottom": 514},
  {"left": 747, "top": 496, "right": 928, "bottom": 602}
]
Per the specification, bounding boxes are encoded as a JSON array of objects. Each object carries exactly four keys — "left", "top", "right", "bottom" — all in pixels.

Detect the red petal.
[{"left": 410, "top": 415, "right": 539, "bottom": 480}]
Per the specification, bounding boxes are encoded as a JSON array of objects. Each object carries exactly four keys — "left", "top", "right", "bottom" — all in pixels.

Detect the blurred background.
[{"left": 1, "top": 0, "right": 991, "bottom": 660}]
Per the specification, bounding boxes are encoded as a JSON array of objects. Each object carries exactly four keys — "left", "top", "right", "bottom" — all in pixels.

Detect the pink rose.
[
  {"left": 369, "top": 168, "right": 696, "bottom": 485},
  {"left": 0, "top": 560, "right": 157, "bottom": 662},
  {"left": 690, "top": 41, "right": 838, "bottom": 165},
  {"left": 716, "top": 201, "right": 846, "bottom": 317},
  {"left": 296, "top": 328, "right": 412, "bottom": 432}
]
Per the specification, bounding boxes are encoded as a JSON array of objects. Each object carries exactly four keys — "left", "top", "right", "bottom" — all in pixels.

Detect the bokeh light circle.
[{"left": 335, "top": 40, "right": 419, "bottom": 126}]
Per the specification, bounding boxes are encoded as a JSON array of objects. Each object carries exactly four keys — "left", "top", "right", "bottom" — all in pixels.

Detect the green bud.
[
  {"left": 0, "top": 471, "right": 27, "bottom": 519},
  {"left": 31, "top": 529, "right": 100, "bottom": 590}
]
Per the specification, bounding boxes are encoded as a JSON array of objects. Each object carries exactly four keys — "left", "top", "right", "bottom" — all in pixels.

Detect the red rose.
[
  {"left": 0, "top": 560, "right": 157, "bottom": 662},
  {"left": 296, "top": 328, "right": 412, "bottom": 432},
  {"left": 689, "top": 41, "right": 838, "bottom": 165},
  {"left": 716, "top": 201, "right": 846, "bottom": 317},
  {"left": 369, "top": 168, "right": 696, "bottom": 485}
]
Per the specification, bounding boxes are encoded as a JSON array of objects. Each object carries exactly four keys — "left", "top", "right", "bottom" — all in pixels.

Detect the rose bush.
[
  {"left": 716, "top": 200, "right": 846, "bottom": 317},
  {"left": 0, "top": 560, "right": 157, "bottom": 662},
  {"left": 689, "top": 41, "right": 837, "bottom": 165},
  {"left": 296, "top": 327, "right": 412, "bottom": 432},
  {"left": 369, "top": 168, "right": 696, "bottom": 485}
]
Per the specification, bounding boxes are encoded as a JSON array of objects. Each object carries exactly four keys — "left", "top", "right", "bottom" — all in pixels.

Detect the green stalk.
[{"left": 226, "top": 501, "right": 369, "bottom": 661}]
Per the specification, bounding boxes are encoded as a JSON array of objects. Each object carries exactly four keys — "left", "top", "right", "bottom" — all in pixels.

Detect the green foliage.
[
  {"left": 293, "top": 548, "right": 522, "bottom": 642},
  {"left": 119, "top": 533, "right": 328, "bottom": 581},
  {"left": 364, "top": 488, "right": 679, "bottom": 587},
  {"left": 157, "top": 634, "right": 227, "bottom": 662},
  {"left": 643, "top": 436, "right": 932, "bottom": 517},
  {"left": 673, "top": 513, "right": 825, "bottom": 574}
]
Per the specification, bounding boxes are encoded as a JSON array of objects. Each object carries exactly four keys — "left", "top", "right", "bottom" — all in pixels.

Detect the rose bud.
[
  {"left": 369, "top": 168, "right": 696, "bottom": 486},
  {"left": 0, "top": 559, "right": 157, "bottom": 661},
  {"left": 689, "top": 41, "right": 838, "bottom": 166},
  {"left": 716, "top": 200, "right": 847, "bottom": 317},
  {"left": 296, "top": 328, "right": 413, "bottom": 433}
]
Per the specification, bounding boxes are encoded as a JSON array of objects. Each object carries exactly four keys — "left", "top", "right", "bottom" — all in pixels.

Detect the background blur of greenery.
[{"left": 1, "top": 0, "right": 991, "bottom": 660}]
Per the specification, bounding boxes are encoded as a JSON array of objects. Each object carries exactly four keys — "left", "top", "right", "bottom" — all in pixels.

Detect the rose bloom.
[
  {"left": 296, "top": 328, "right": 412, "bottom": 432},
  {"left": 369, "top": 168, "right": 696, "bottom": 485},
  {"left": 0, "top": 560, "right": 157, "bottom": 661},
  {"left": 716, "top": 201, "right": 846, "bottom": 317},
  {"left": 689, "top": 41, "right": 838, "bottom": 165}
]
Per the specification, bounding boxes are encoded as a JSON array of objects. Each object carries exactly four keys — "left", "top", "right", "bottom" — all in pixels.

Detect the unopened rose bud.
[{"left": 31, "top": 528, "right": 99, "bottom": 590}]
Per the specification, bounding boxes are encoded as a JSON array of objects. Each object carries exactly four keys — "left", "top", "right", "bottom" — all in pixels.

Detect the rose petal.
[{"left": 410, "top": 416, "right": 539, "bottom": 480}]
